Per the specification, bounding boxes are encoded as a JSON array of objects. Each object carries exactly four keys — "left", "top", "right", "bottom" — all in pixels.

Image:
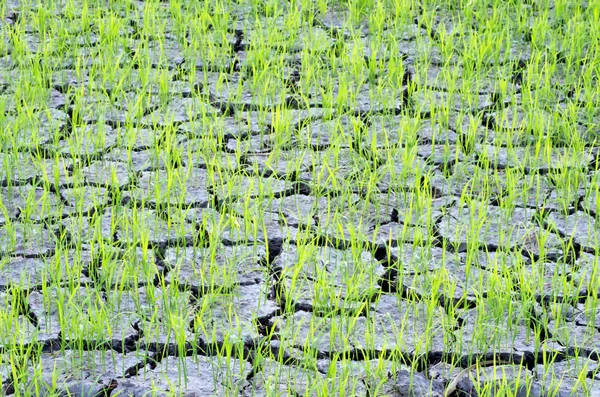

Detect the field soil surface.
[{"left": 0, "top": 0, "right": 599, "bottom": 396}]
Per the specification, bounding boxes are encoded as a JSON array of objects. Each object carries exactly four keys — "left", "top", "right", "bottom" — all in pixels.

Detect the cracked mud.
[{"left": 1, "top": 0, "right": 600, "bottom": 396}]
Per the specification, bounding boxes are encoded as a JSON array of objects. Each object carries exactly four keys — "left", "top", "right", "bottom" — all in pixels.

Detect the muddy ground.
[{"left": 1, "top": 0, "right": 600, "bottom": 396}]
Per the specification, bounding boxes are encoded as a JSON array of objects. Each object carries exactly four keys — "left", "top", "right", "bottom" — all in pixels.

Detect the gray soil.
[{"left": 1, "top": 1, "right": 600, "bottom": 397}]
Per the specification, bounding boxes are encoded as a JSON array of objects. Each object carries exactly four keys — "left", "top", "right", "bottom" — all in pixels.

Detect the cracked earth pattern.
[{"left": 1, "top": 0, "right": 600, "bottom": 396}]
